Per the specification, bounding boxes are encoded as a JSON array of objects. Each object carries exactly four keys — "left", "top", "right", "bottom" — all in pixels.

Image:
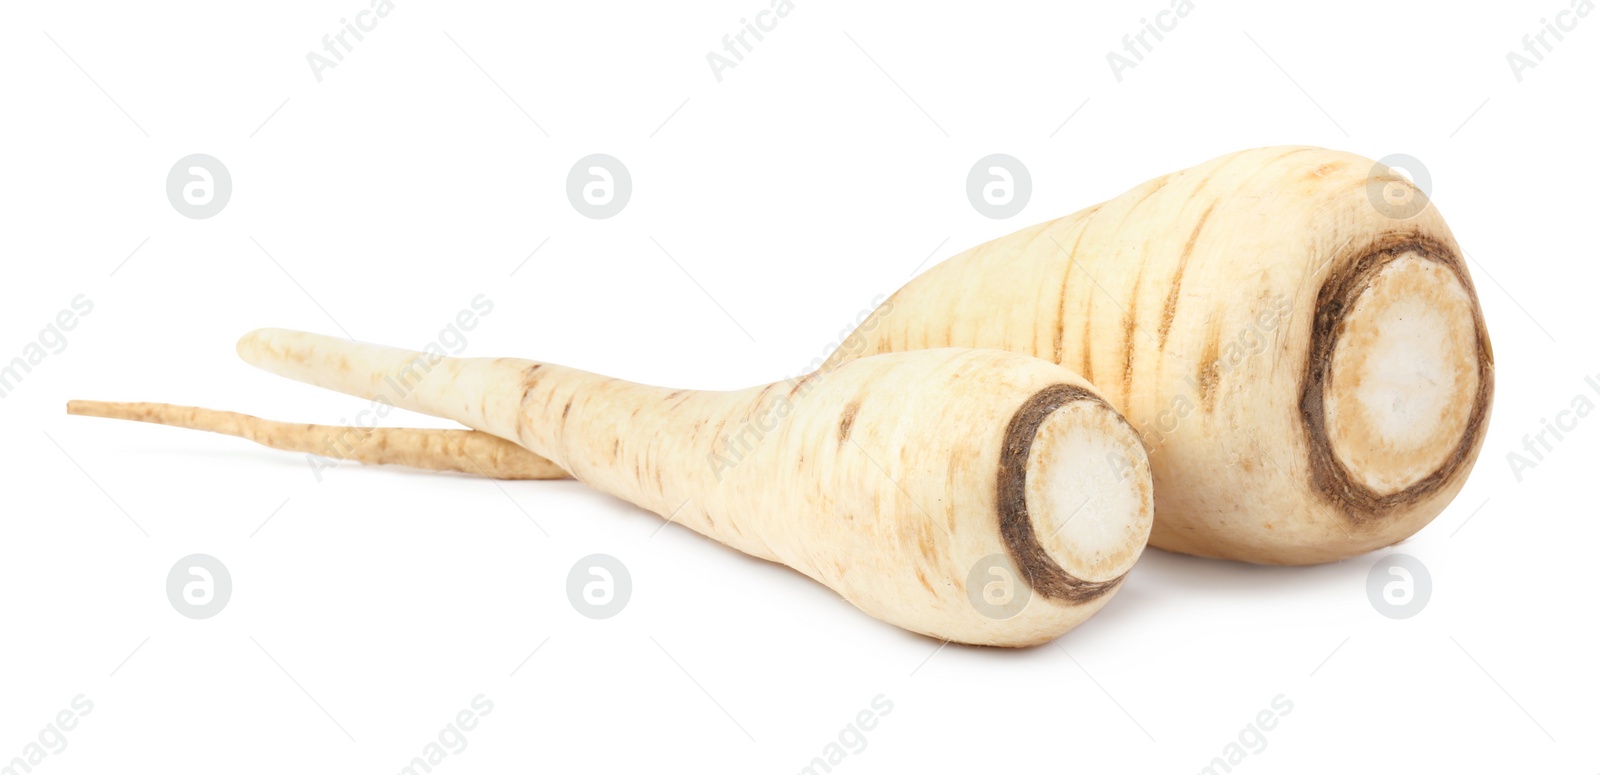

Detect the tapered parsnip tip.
[
  {"left": 237, "top": 327, "right": 296, "bottom": 361},
  {"left": 66, "top": 400, "right": 144, "bottom": 420},
  {"left": 66, "top": 399, "right": 569, "bottom": 480}
]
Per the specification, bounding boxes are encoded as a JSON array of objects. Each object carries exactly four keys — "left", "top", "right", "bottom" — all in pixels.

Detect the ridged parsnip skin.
[
  {"left": 238, "top": 329, "right": 1154, "bottom": 646},
  {"left": 65, "top": 401, "right": 564, "bottom": 479},
  {"left": 835, "top": 146, "right": 1494, "bottom": 564}
]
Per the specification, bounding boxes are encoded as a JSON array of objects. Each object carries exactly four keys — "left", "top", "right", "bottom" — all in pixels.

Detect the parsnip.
[
  {"left": 65, "top": 401, "right": 564, "bottom": 479},
  {"left": 232, "top": 329, "right": 1153, "bottom": 646},
  {"left": 832, "top": 146, "right": 1493, "bottom": 564},
  {"left": 75, "top": 145, "right": 1481, "bottom": 571},
  {"left": 188, "top": 147, "right": 1481, "bottom": 565},
  {"left": 240, "top": 147, "right": 1483, "bottom": 565}
]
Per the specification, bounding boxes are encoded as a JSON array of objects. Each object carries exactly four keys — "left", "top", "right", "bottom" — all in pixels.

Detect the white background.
[{"left": 2, "top": 1, "right": 1596, "bottom": 772}]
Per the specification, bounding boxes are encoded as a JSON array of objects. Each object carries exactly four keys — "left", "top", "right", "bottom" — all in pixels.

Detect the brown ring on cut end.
[
  {"left": 996, "top": 384, "right": 1154, "bottom": 604},
  {"left": 1299, "top": 233, "right": 1494, "bottom": 523}
]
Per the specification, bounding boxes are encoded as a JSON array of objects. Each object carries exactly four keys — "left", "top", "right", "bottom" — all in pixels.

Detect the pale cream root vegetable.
[
  {"left": 188, "top": 146, "right": 1485, "bottom": 565},
  {"left": 250, "top": 147, "right": 1487, "bottom": 564},
  {"left": 235, "top": 328, "right": 1154, "bottom": 646},
  {"left": 830, "top": 146, "right": 1494, "bottom": 564},
  {"left": 65, "top": 401, "right": 564, "bottom": 479}
]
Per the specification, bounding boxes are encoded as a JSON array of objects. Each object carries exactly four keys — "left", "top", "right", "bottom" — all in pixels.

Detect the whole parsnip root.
[
  {"left": 64, "top": 401, "right": 564, "bottom": 479},
  {"left": 236, "top": 328, "right": 1154, "bottom": 646},
  {"left": 199, "top": 146, "right": 1485, "bottom": 566},
  {"left": 271, "top": 147, "right": 1487, "bottom": 565},
  {"left": 835, "top": 146, "right": 1494, "bottom": 564}
]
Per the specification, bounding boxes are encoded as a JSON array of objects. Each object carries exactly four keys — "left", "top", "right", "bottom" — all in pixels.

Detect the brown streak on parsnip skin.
[
  {"left": 747, "top": 384, "right": 777, "bottom": 421},
  {"left": 1196, "top": 319, "right": 1222, "bottom": 412},
  {"left": 1068, "top": 180, "right": 1171, "bottom": 387},
  {"left": 1050, "top": 226, "right": 1079, "bottom": 363},
  {"left": 517, "top": 367, "right": 545, "bottom": 442},
  {"left": 1055, "top": 209, "right": 1101, "bottom": 367},
  {"left": 519, "top": 364, "right": 544, "bottom": 403},
  {"left": 837, "top": 400, "right": 860, "bottom": 446},
  {"left": 1122, "top": 176, "right": 1171, "bottom": 214},
  {"left": 1149, "top": 146, "right": 1266, "bottom": 353},
  {"left": 1120, "top": 294, "right": 1139, "bottom": 406},
  {"left": 1106, "top": 179, "right": 1177, "bottom": 398},
  {"left": 995, "top": 384, "right": 1128, "bottom": 604},
  {"left": 787, "top": 372, "right": 816, "bottom": 398},
  {"left": 1298, "top": 232, "right": 1494, "bottom": 523},
  {"left": 1120, "top": 219, "right": 1151, "bottom": 407},
  {"left": 1079, "top": 310, "right": 1095, "bottom": 382},
  {"left": 1158, "top": 200, "right": 1218, "bottom": 349}
]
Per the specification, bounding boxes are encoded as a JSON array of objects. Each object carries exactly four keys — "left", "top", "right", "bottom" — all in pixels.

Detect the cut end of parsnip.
[
  {"left": 997, "top": 385, "right": 1153, "bottom": 605},
  {"left": 1025, "top": 400, "right": 1153, "bottom": 584},
  {"left": 1296, "top": 232, "right": 1493, "bottom": 533},
  {"left": 1324, "top": 253, "right": 1481, "bottom": 496}
]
